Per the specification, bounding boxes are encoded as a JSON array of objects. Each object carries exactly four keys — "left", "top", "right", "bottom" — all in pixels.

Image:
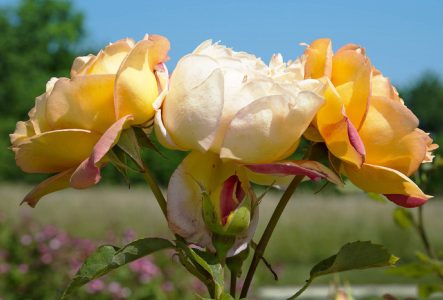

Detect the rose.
[
  {"left": 10, "top": 35, "right": 170, "bottom": 206},
  {"left": 159, "top": 41, "right": 342, "bottom": 254},
  {"left": 155, "top": 40, "right": 326, "bottom": 163},
  {"left": 303, "top": 38, "right": 438, "bottom": 207}
]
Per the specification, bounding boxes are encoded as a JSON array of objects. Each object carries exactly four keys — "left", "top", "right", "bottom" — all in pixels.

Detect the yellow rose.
[
  {"left": 10, "top": 35, "right": 170, "bottom": 206},
  {"left": 303, "top": 38, "right": 438, "bottom": 207},
  {"left": 161, "top": 41, "right": 342, "bottom": 253}
]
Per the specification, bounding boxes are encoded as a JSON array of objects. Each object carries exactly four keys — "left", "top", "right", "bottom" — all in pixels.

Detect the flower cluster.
[{"left": 9, "top": 35, "right": 437, "bottom": 298}]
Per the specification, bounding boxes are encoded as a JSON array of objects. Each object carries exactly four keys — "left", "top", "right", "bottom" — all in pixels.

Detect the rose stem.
[
  {"left": 240, "top": 175, "right": 304, "bottom": 298},
  {"left": 142, "top": 161, "right": 167, "bottom": 218},
  {"left": 230, "top": 270, "right": 237, "bottom": 297}
]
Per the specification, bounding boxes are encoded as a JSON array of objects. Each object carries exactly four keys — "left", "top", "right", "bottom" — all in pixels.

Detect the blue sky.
[{"left": 3, "top": 0, "right": 443, "bottom": 86}]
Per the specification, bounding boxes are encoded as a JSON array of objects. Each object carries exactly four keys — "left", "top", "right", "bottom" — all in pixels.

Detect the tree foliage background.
[{"left": 0, "top": 0, "right": 441, "bottom": 192}]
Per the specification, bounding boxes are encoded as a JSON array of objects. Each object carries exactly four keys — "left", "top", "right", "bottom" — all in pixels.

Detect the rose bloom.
[
  {"left": 156, "top": 41, "right": 341, "bottom": 254},
  {"left": 10, "top": 35, "right": 170, "bottom": 206},
  {"left": 303, "top": 38, "right": 438, "bottom": 207}
]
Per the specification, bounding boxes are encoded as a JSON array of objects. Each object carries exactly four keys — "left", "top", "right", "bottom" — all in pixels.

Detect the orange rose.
[{"left": 303, "top": 38, "right": 437, "bottom": 207}]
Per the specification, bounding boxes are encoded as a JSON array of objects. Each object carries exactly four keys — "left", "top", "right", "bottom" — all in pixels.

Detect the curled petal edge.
[
  {"left": 21, "top": 168, "right": 76, "bottom": 207},
  {"left": 343, "top": 106, "right": 366, "bottom": 161},
  {"left": 244, "top": 160, "right": 342, "bottom": 186},
  {"left": 343, "top": 162, "right": 431, "bottom": 208},
  {"left": 70, "top": 115, "right": 134, "bottom": 189},
  {"left": 384, "top": 194, "right": 429, "bottom": 208}
]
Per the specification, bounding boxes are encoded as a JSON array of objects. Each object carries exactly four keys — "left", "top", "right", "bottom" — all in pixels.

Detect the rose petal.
[
  {"left": 221, "top": 91, "right": 324, "bottom": 163},
  {"left": 317, "top": 84, "right": 366, "bottom": 167},
  {"left": 245, "top": 160, "right": 342, "bottom": 186},
  {"left": 10, "top": 121, "right": 36, "bottom": 146},
  {"left": 344, "top": 107, "right": 366, "bottom": 159},
  {"left": 21, "top": 168, "right": 76, "bottom": 207},
  {"left": 46, "top": 75, "right": 116, "bottom": 133},
  {"left": 12, "top": 129, "right": 101, "bottom": 173},
  {"left": 167, "top": 151, "right": 221, "bottom": 250},
  {"left": 384, "top": 194, "right": 428, "bottom": 208},
  {"left": 70, "top": 115, "right": 133, "bottom": 189},
  {"left": 304, "top": 38, "right": 333, "bottom": 79},
  {"left": 84, "top": 38, "right": 135, "bottom": 75},
  {"left": 115, "top": 35, "right": 170, "bottom": 125},
  {"left": 162, "top": 55, "right": 224, "bottom": 151},
  {"left": 343, "top": 162, "right": 431, "bottom": 207},
  {"left": 358, "top": 96, "right": 427, "bottom": 176},
  {"left": 220, "top": 175, "right": 245, "bottom": 225}
]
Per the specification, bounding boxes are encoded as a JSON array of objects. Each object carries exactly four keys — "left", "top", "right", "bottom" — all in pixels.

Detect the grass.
[{"left": 1, "top": 183, "right": 442, "bottom": 294}]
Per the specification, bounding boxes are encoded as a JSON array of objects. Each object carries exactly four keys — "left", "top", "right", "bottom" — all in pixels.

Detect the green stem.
[
  {"left": 287, "top": 279, "right": 312, "bottom": 300},
  {"left": 230, "top": 270, "right": 237, "bottom": 298},
  {"left": 416, "top": 206, "right": 436, "bottom": 259},
  {"left": 142, "top": 161, "right": 167, "bottom": 218},
  {"left": 240, "top": 175, "right": 304, "bottom": 298}
]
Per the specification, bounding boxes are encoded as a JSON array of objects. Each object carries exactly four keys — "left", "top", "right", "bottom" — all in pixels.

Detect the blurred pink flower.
[
  {"left": 86, "top": 279, "right": 105, "bottom": 294},
  {"left": 162, "top": 281, "right": 173, "bottom": 292},
  {"left": 18, "top": 264, "right": 29, "bottom": 273},
  {"left": 123, "top": 229, "right": 136, "bottom": 243},
  {"left": 0, "top": 263, "right": 11, "bottom": 274},
  {"left": 49, "top": 237, "right": 62, "bottom": 250},
  {"left": 40, "top": 253, "right": 53, "bottom": 264},
  {"left": 129, "top": 257, "right": 160, "bottom": 283},
  {"left": 192, "top": 278, "right": 206, "bottom": 294},
  {"left": 20, "top": 234, "right": 33, "bottom": 246}
]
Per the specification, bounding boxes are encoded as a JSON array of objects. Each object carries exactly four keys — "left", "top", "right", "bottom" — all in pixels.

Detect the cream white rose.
[{"left": 155, "top": 40, "right": 325, "bottom": 163}]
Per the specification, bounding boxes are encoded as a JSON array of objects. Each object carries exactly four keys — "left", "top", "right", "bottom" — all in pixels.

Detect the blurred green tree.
[
  {"left": 0, "top": 0, "right": 85, "bottom": 181},
  {"left": 0, "top": 0, "right": 84, "bottom": 118},
  {"left": 402, "top": 72, "right": 443, "bottom": 136}
]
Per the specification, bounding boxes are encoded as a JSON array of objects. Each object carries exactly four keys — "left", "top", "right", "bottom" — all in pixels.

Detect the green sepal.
[
  {"left": 116, "top": 128, "right": 144, "bottom": 171},
  {"left": 133, "top": 126, "right": 164, "bottom": 157},
  {"left": 212, "top": 234, "right": 236, "bottom": 265},
  {"left": 202, "top": 189, "right": 224, "bottom": 234},
  {"left": 223, "top": 195, "right": 251, "bottom": 236}
]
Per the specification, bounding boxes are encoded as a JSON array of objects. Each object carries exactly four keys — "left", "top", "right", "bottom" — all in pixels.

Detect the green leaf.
[
  {"left": 288, "top": 241, "right": 398, "bottom": 299},
  {"left": 309, "top": 241, "right": 398, "bottom": 279},
  {"left": 176, "top": 241, "right": 224, "bottom": 298},
  {"left": 116, "top": 128, "right": 144, "bottom": 170},
  {"left": 416, "top": 252, "right": 443, "bottom": 276},
  {"left": 386, "top": 262, "right": 434, "bottom": 278},
  {"left": 219, "top": 293, "right": 235, "bottom": 300},
  {"left": 392, "top": 207, "right": 415, "bottom": 229},
  {"left": 418, "top": 283, "right": 443, "bottom": 299},
  {"left": 61, "top": 238, "right": 173, "bottom": 299}
]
